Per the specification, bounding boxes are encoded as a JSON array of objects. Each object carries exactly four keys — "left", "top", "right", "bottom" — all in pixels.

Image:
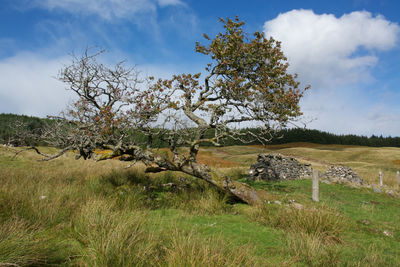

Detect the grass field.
[{"left": 1, "top": 143, "right": 400, "bottom": 266}]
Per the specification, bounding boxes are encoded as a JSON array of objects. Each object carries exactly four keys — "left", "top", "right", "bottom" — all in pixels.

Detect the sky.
[{"left": 1, "top": 0, "right": 400, "bottom": 137}]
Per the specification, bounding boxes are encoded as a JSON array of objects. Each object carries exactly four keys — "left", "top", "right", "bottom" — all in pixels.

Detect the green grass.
[{"left": 1, "top": 144, "right": 400, "bottom": 266}]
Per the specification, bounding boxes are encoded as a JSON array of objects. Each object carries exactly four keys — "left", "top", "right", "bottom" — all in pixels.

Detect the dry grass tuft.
[
  {"left": 161, "top": 228, "right": 264, "bottom": 267},
  {"left": 0, "top": 218, "right": 73, "bottom": 266},
  {"left": 71, "top": 199, "right": 156, "bottom": 267},
  {"left": 250, "top": 204, "right": 346, "bottom": 244},
  {"left": 285, "top": 232, "right": 342, "bottom": 267}
]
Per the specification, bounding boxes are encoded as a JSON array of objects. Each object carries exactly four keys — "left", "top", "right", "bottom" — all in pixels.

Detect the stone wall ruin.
[
  {"left": 248, "top": 154, "right": 312, "bottom": 181},
  {"left": 321, "top": 165, "right": 363, "bottom": 185}
]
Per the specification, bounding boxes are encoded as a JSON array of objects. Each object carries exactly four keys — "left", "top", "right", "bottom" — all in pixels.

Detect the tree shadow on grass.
[{"left": 239, "top": 179, "right": 295, "bottom": 193}]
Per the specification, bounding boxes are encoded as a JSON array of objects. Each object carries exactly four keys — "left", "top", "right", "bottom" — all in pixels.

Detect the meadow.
[{"left": 0, "top": 143, "right": 400, "bottom": 266}]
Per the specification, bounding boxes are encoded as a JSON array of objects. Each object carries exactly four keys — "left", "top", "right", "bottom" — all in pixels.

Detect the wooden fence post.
[
  {"left": 312, "top": 170, "right": 319, "bottom": 202},
  {"left": 396, "top": 171, "right": 400, "bottom": 185},
  {"left": 379, "top": 171, "right": 383, "bottom": 186}
]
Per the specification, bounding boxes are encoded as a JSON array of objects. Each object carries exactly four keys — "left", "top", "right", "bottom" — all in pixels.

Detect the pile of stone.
[
  {"left": 248, "top": 154, "right": 313, "bottom": 181},
  {"left": 322, "top": 165, "right": 363, "bottom": 185}
]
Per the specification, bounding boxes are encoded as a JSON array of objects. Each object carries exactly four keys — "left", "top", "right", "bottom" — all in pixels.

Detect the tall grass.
[
  {"left": 161, "top": 228, "right": 263, "bottom": 267},
  {"left": 97, "top": 169, "right": 233, "bottom": 214},
  {"left": 69, "top": 199, "right": 261, "bottom": 266},
  {"left": 71, "top": 199, "right": 156, "bottom": 266},
  {"left": 249, "top": 204, "right": 347, "bottom": 266},
  {"left": 1, "top": 145, "right": 400, "bottom": 266},
  {"left": 250, "top": 204, "right": 346, "bottom": 243},
  {"left": 0, "top": 218, "right": 74, "bottom": 266},
  {"left": 285, "top": 232, "right": 342, "bottom": 267},
  {"left": 346, "top": 245, "right": 388, "bottom": 267}
]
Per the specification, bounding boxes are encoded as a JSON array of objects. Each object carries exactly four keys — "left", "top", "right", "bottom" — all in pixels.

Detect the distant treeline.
[
  {"left": 0, "top": 113, "right": 50, "bottom": 146},
  {"left": 1, "top": 113, "right": 399, "bottom": 147},
  {"left": 267, "top": 128, "right": 400, "bottom": 147}
]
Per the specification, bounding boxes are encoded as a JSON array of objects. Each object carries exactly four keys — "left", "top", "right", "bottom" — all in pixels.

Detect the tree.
[{"left": 26, "top": 17, "right": 308, "bottom": 205}]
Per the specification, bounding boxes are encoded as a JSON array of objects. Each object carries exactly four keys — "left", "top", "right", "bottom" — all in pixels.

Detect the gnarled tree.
[{"left": 27, "top": 17, "right": 308, "bottom": 205}]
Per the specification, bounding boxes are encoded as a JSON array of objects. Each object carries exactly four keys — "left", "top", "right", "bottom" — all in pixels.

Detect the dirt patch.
[
  {"left": 249, "top": 142, "right": 321, "bottom": 150},
  {"left": 197, "top": 152, "right": 239, "bottom": 168},
  {"left": 392, "top": 160, "right": 400, "bottom": 165}
]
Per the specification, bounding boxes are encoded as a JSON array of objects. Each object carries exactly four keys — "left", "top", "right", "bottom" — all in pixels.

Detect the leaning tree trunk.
[
  {"left": 102, "top": 147, "right": 266, "bottom": 206},
  {"left": 176, "top": 161, "right": 266, "bottom": 206}
]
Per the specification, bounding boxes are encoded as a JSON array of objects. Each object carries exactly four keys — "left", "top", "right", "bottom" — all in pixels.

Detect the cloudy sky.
[{"left": 1, "top": 0, "right": 400, "bottom": 136}]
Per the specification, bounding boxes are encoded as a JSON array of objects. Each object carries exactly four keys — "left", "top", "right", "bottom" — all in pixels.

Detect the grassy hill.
[{"left": 1, "top": 143, "right": 399, "bottom": 266}]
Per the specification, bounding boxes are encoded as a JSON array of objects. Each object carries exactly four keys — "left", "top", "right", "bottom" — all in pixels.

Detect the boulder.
[{"left": 248, "top": 154, "right": 312, "bottom": 181}]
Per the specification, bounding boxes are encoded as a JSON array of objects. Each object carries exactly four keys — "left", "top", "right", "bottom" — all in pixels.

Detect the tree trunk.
[
  {"left": 179, "top": 161, "right": 265, "bottom": 206},
  {"left": 210, "top": 173, "right": 265, "bottom": 206},
  {"left": 110, "top": 148, "right": 266, "bottom": 206}
]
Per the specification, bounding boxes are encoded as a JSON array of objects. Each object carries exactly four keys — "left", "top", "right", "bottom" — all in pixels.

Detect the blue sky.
[{"left": 1, "top": 0, "right": 400, "bottom": 136}]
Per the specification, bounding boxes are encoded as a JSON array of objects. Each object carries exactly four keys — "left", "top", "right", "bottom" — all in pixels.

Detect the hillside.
[{"left": 1, "top": 143, "right": 399, "bottom": 266}]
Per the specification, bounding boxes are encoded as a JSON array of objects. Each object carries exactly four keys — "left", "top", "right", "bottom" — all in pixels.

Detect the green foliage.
[{"left": 195, "top": 17, "right": 306, "bottom": 121}]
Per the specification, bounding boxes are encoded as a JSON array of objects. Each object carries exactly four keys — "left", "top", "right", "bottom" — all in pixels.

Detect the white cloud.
[
  {"left": 30, "top": 0, "right": 184, "bottom": 20},
  {"left": 0, "top": 53, "right": 72, "bottom": 117},
  {"left": 264, "top": 10, "right": 400, "bottom": 136},
  {"left": 264, "top": 9, "right": 399, "bottom": 88},
  {"left": 157, "top": 0, "right": 184, "bottom": 7},
  {"left": 0, "top": 50, "right": 198, "bottom": 118},
  {"left": 300, "top": 87, "right": 400, "bottom": 136}
]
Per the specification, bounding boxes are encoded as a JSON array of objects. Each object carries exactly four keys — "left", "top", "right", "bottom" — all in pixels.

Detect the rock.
[
  {"left": 39, "top": 195, "right": 47, "bottom": 200},
  {"left": 321, "top": 165, "right": 363, "bottom": 185},
  {"left": 370, "top": 228, "right": 380, "bottom": 234},
  {"left": 360, "top": 219, "right": 371, "bottom": 225},
  {"left": 274, "top": 200, "right": 282, "bottom": 205},
  {"left": 321, "top": 179, "right": 331, "bottom": 184},
  {"left": 385, "top": 190, "right": 395, "bottom": 197},
  {"left": 383, "top": 230, "right": 393, "bottom": 237},
  {"left": 248, "top": 154, "right": 312, "bottom": 181},
  {"left": 291, "top": 202, "right": 304, "bottom": 210},
  {"left": 373, "top": 187, "right": 382, "bottom": 193}
]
